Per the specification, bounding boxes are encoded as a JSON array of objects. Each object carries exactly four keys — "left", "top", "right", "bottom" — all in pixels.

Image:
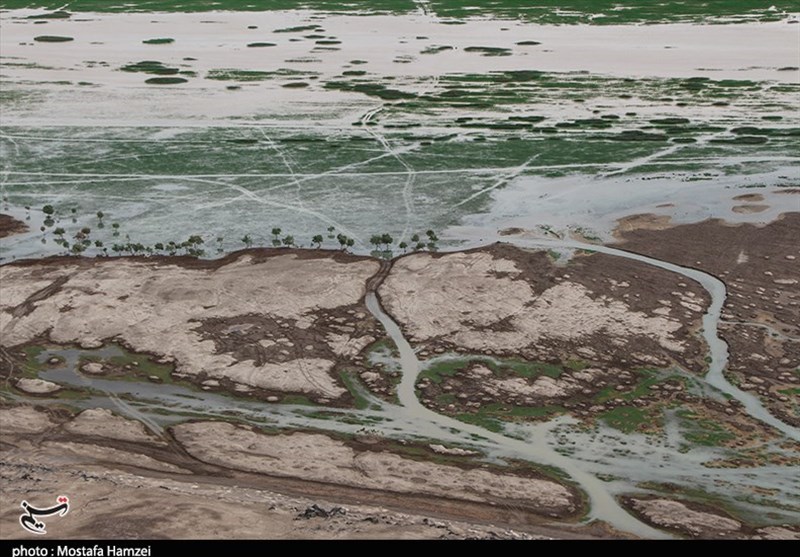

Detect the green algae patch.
[
  {"left": 145, "top": 77, "right": 188, "bottom": 85},
  {"left": 464, "top": 46, "right": 512, "bottom": 57},
  {"left": 143, "top": 38, "right": 175, "bottom": 45},
  {"left": 274, "top": 25, "right": 321, "bottom": 33},
  {"left": 34, "top": 35, "right": 74, "bottom": 42},
  {"left": 28, "top": 11, "right": 71, "bottom": 19},
  {"left": 121, "top": 60, "right": 179, "bottom": 75}
]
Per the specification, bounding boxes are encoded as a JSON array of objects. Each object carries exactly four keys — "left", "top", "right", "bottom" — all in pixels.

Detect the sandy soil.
[
  {"left": 0, "top": 404, "right": 598, "bottom": 540},
  {"left": 379, "top": 244, "right": 707, "bottom": 370},
  {"left": 14, "top": 377, "right": 60, "bottom": 394},
  {"left": 63, "top": 408, "right": 165, "bottom": 445},
  {"left": 173, "top": 422, "right": 578, "bottom": 516},
  {"left": 621, "top": 496, "right": 799, "bottom": 539},
  {"left": 613, "top": 213, "right": 673, "bottom": 237},
  {"left": 0, "top": 249, "right": 380, "bottom": 402}
]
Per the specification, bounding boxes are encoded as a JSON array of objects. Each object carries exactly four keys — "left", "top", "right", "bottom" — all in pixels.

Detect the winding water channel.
[{"left": 15, "top": 236, "right": 800, "bottom": 538}]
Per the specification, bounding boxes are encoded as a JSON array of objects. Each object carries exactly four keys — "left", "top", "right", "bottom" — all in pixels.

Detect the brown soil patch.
[
  {"left": 0, "top": 214, "right": 27, "bottom": 238},
  {"left": 380, "top": 244, "right": 708, "bottom": 372},
  {"left": 0, "top": 249, "right": 382, "bottom": 403},
  {"left": 616, "top": 212, "right": 800, "bottom": 421},
  {"left": 620, "top": 496, "right": 743, "bottom": 539},
  {"left": 613, "top": 213, "right": 673, "bottom": 238},
  {"left": 0, "top": 404, "right": 598, "bottom": 540},
  {"left": 733, "top": 193, "right": 765, "bottom": 202},
  {"left": 620, "top": 495, "right": 800, "bottom": 539},
  {"left": 732, "top": 204, "right": 769, "bottom": 214},
  {"left": 172, "top": 422, "right": 580, "bottom": 518}
]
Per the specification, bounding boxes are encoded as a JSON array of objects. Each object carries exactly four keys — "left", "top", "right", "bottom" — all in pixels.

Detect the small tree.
[
  {"left": 42, "top": 205, "right": 55, "bottom": 216},
  {"left": 312, "top": 234, "right": 323, "bottom": 248},
  {"left": 398, "top": 241, "right": 408, "bottom": 252},
  {"left": 241, "top": 235, "right": 253, "bottom": 248},
  {"left": 369, "top": 235, "right": 381, "bottom": 251},
  {"left": 380, "top": 233, "right": 393, "bottom": 250},
  {"left": 271, "top": 227, "right": 282, "bottom": 241},
  {"left": 327, "top": 225, "right": 336, "bottom": 238},
  {"left": 411, "top": 233, "right": 420, "bottom": 243},
  {"left": 281, "top": 234, "right": 295, "bottom": 248}
]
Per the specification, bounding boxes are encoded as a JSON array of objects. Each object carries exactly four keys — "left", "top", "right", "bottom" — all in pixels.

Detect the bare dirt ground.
[
  {"left": 1, "top": 222, "right": 797, "bottom": 539},
  {"left": 616, "top": 212, "right": 800, "bottom": 426},
  {"left": 0, "top": 214, "right": 27, "bottom": 239},
  {"left": 378, "top": 244, "right": 720, "bottom": 432},
  {"left": 0, "top": 249, "right": 382, "bottom": 404},
  {"left": 0, "top": 404, "right": 603, "bottom": 540},
  {"left": 379, "top": 245, "right": 708, "bottom": 369},
  {"left": 620, "top": 496, "right": 799, "bottom": 539}
]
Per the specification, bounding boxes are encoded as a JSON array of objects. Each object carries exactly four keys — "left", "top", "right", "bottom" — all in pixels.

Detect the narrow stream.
[
  {"left": 487, "top": 236, "right": 799, "bottom": 442},
  {"left": 366, "top": 292, "right": 672, "bottom": 538},
  {"left": 12, "top": 235, "right": 799, "bottom": 538}
]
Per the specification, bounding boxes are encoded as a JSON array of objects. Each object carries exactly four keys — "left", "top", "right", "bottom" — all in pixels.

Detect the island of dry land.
[{"left": 1, "top": 212, "right": 798, "bottom": 539}]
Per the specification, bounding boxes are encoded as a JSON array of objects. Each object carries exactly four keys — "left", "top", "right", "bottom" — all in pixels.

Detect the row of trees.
[{"left": 32, "top": 205, "right": 439, "bottom": 260}]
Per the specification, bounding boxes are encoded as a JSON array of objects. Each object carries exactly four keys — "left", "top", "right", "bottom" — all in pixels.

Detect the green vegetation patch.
[
  {"left": 14, "top": 345, "right": 48, "bottom": 379},
  {"left": 27, "top": 10, "right": 71, "bottom": 19},
  {"left": 710, "top": 135, "right": 769, "bottom": 145},
  {"left": 677, "top": 409, "right": 736, "bottom": 446},
  {"left": 339, "top": 370, "right": 371, "bottom": 410},
  {"left": 421, "top": 45, "right": 454, "bottom": 54},
  {"left": 281, "top": 394, "right": 316, "bottom": 406},
  {"left": 274, "top": 25, "right": 321, "bottom": 33},
  {"left": 418, "top": 359, "right": 469, "bottom": 384},
  {"left": 600, "top": 406, "right": 653, "bottom": 433},
  {"left": 103, "top": 350, "right": 175, "bottom": 383},
  {"left": 207, "top": 68, "right": 313, "bottom": 81},
  {"left": 463, "top": 46, "right": 512, "bottom": 57},
  {"left": 247, "top": 42, "right": 276, "bottom": 47},
  {"left": 121, "top": 60, "right": 179, "bottom": 75},
  {"left": 455, "top": 412, "right": 504, "bottom": 433},
  {"left": 324, "top": 80, "right": 416, "bottom": 101},
  {"left": 33, "top": 35, "right": 74, "bottom": 42},
  {"left": 142, "top": 38, "right": 175, "bottom": 44},
  {"left": 145, "top": 77, "right": 188, "bottom": 84}
]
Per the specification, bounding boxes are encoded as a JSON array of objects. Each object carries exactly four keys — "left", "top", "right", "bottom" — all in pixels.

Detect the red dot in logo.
[{"left": 58, "top": 496, "right": 68, "bottom": 503}]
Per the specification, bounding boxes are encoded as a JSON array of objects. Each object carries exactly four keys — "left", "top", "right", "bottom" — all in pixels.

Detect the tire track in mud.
[{"left": 360, "top": 107, "right": 417, "bottom": 243}]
